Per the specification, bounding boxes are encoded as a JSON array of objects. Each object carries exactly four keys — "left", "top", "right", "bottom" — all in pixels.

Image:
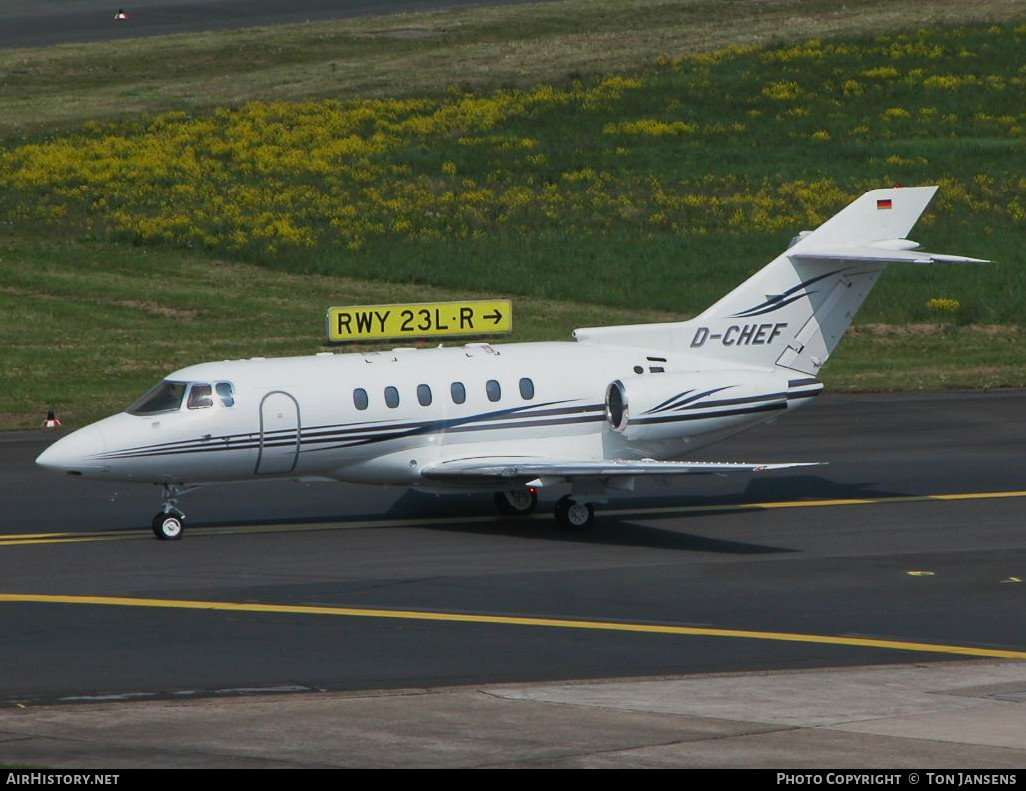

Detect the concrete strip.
[
  {"left": 833, "top": 705, "right": 1026, "bottom": 751},
  {"left": 489, "top": 661, "right": 1026, "bottom": 727},
  {"left": 0, "top": 690, "right": 779, "bottom": 769},
  {"left": 513, "top": 729, "right": 1026, "bottom": 769},
  {"left": 0, "top": 734, "right": 316, "bottom": 769},
  {"left": 2, "top": 661, "right": 1026, "bottom": 768}
]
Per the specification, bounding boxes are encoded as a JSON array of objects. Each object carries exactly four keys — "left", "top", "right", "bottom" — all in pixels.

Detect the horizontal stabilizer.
[
  {"left": 421, "top": 457, "right": 820, "bottom": 483},
  {"left": 791, "top": 247, "right": 990, "bottom": 266}
]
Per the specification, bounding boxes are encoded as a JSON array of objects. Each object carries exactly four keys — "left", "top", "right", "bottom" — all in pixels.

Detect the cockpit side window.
[
  {"left": 187, "top": 383, "right": 214, "bottom": 409},
  {"left": 215, "top": 382, "right": 235, "bottom": 408},
  {"left": 127, "top": 381, "right": 187, "bottom": 415}
]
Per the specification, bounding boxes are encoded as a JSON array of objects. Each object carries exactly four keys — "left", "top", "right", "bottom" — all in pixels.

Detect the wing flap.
[{"left": 420, "top": 457, "right": 820, "bottom": 482}]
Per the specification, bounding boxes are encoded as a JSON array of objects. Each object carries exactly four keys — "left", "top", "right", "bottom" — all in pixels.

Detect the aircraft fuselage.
[{"left": 39, "top": 341, "right": 819, "bottom": 487}]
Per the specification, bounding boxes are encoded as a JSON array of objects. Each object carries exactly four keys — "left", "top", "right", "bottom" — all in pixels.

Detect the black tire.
[
  {"left": 495, "top": 489, "right": 538, "bottom": 515},
  {"left": 554, "top": 496, "right": 594, "bottom": 531},
  {"left": 152, "top": 513, "right": 185, "bottom": 540}
]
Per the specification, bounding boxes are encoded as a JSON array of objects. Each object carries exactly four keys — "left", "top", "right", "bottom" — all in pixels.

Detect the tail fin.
[
  {"left": 788, "top": 185, "right": 939, "bottom": 251},
  {"left": 575, "top": 186, "right": 987, "bottom": 375}
]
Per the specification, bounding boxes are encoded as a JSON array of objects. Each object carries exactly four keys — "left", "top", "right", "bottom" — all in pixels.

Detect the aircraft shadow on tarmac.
[
  {"left": 190, "top": 509, "right": 794, "bottom": 554},
  {"left": 735, "top": 474, "right": 911, "bottom": 503},
  {"left": 418, "top": 516, "right": 799, "bottom": 554},
  {"left": 386, "top": 473, "right": 915, "bottom": 554},
  {"left": 383, "top": 474, "right": 910, "bottom": 517},
  {"left": 330, "top": 475, "right": 910, "bottom": 552},
  {"left": 179, "top": 474, "right": 912, "bottom": 555}
]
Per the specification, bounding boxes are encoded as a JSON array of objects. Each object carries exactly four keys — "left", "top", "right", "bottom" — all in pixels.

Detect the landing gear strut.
[
  {"left": 554, "top": 496, "right": 594, "bottom": 531},
  {"left": 495, "top": 487, "right": 538, "bottom": 515},
  {"left": 152, "top": 483, "right": 187, "bottom": 540}
]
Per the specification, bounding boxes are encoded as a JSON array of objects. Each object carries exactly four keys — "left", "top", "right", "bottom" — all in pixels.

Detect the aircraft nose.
[{"left": 35, "top": 423, "right": 107, "bottom": 477}]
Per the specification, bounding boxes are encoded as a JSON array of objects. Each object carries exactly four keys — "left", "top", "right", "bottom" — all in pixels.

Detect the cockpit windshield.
[
  {"left": 127, "top": 380, "right": 236, "bottom": 415},
  {"left": 127, "top": 381, "right": 187, "bottom": 415}
]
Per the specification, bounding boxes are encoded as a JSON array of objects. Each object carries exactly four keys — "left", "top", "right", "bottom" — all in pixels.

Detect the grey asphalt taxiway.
[{"left": 1, "top": 390, "right": 1025, "bottom": 766}]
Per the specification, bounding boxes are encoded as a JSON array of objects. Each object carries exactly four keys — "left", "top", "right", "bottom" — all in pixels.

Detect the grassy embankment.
[{"left": 1, "top": 0, "right": 1024, "bottom": 428}]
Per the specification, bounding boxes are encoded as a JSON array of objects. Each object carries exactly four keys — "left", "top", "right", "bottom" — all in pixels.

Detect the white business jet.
[{"left": 37, "top": 186, "right": 985, "bottom": 539}]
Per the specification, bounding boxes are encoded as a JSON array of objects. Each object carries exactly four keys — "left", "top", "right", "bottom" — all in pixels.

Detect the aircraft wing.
[{"left": 420, "top": 457, "right": 820, "bottom": 484}]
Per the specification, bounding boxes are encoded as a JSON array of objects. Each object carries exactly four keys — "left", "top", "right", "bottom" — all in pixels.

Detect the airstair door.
[{"left": 256, "top": 391, "right": 300, "bottom": 475}]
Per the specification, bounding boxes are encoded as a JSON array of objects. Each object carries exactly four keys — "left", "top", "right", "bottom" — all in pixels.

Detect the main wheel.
[
  {"left": 495, "top": 488, "right": 538, "bottom": 515},
  {"left": 152, "top": 512, "right": 185, "bottom": 541},
  {"left": 554, "top": 496, "right": 594, "bottom": 531}
]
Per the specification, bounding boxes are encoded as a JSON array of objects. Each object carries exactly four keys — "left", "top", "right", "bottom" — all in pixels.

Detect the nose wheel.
[
  {"left": 152, "top": 512, "right": 185, "bottom": 540},
  {"left": 152, "top": 483, "right": 189, "bottom": 540}
]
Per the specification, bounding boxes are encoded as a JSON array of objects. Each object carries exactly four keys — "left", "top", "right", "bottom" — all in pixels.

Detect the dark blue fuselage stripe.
[
  {"left": 634, "top": 402, "right": 787, "bottom": 425},
  {"left": 98, "top": 401, "right": 601, "bottom": 459},
  {"left": 730, "top": 269, "right": 841, "bottom": 318},
  {"left": 730, "top": 291, "right": 811, "bottom": 318},
  {"left": 647, "top": 386, "right": 732, "bottom": 415},
  {"left": 646, "top": 389, "right": 692, "bottom": 414},
  {"left": 650, "top": 392, "right": 696, "bottom": 414},
  {"left": 674, "top": 391, "right": 788, "bottom": 410},
  {"left": 98, "top": 410, "right": 608, "bottom": 460},
  {"left": 104, "top": 399, "right": 580, "bottom": 456}
]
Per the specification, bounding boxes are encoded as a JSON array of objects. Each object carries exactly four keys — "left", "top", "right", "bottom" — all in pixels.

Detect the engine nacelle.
[{"left": 605, "top": 370, "right": 788, "bottom": 442}]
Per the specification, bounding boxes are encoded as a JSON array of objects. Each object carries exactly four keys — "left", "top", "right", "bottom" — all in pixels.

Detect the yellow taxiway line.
[
  {"left": 2, "top": 593, "right": 1025, "bottom": 660},
  {"left": 2, "top": 489, "right": 1026, "bottom": 547},
  {"left": 0, "top": 514, "right": 536, "bottom": 546},
  {"left": 603, "top": 489, "right": 1026, "bottom": 517}
]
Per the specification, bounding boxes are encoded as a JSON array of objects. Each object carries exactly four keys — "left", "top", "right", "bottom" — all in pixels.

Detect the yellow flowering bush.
[
  {"left": 926, "top": 298, "right": 961, "bottom": 313},
  {"left": 0, "top": 23, "right": 1021, "bottom": 270}
]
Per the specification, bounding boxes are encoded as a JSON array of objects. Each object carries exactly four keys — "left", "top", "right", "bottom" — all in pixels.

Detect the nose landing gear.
[
  {"left": 152, "top": 483, "right": 188, "bottom": 540},
  {"left": 152, "top": 512, "right": 184, "bottom": 540}
]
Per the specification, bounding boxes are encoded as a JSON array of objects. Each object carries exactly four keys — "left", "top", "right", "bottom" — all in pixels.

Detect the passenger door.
[{"left": 255, "top": 391, "right": 300, "bottom": 475}]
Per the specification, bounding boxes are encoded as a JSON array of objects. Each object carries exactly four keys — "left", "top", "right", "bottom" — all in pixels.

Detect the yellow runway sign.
[{"left": 327, "top": 300, "right": 512, "bottom": 342}]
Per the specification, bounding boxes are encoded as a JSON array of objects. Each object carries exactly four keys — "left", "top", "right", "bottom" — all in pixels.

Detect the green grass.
[
  {"left": 1, "top": 0, "right": 1024, "bottom": 430},
  {"left": 827, "top": 324, "right": 1025, "bottom": 392},
  {"left": 2, "top": 234, "right": 1021, "bottom": 430},
  {"left": 2, "top": 0, "right": 1021, "bottom": 136},
  {"left": 0, "top": 236, "right": 684, "bottom": 428}
]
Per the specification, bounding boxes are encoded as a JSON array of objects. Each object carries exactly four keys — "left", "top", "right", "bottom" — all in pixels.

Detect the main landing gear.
[
  {"left": 494, "top": 488, "right": 538, "bottom": 515},
  {"left": 554, "top": 496, "right": 594, "bottom": 531},
  {"left": 152, "top": 483, "right": 187, "bottom": 540},
  {"left": 493, "top": 488, "right": 596, "bottom": 531}
]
